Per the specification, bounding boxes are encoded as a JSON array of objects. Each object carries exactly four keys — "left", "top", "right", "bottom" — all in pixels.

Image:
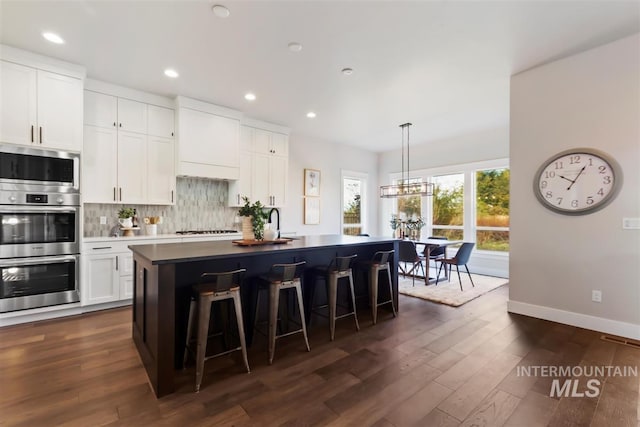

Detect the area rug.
[{"left": 398, "top": 273, "right": 508, "bottom": 307}]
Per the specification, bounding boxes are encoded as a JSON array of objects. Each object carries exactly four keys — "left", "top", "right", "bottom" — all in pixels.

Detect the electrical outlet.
[
  {"left": 592, "top": 290, "right": 602, "bottom": 303},
  {"left": 99, "top": 216, "right": 107, "bottom": 225}
]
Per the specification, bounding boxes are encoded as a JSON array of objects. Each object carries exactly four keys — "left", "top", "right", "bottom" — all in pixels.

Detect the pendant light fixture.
[{"left": 380, "top": 122, "right": 433, "bottom": 198}]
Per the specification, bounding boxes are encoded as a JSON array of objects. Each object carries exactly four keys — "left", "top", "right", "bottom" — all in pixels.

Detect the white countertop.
[{"left": 83, "top": 232, "right": 241, "bottom": 244}]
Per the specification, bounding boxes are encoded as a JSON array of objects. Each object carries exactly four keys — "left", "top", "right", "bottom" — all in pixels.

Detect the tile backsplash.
[{"left": 83, "top": 177, "right": 239, "bottom": 237}]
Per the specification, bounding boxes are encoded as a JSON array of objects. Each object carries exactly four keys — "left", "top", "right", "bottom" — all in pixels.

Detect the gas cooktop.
[{"left": 176, "top": 230, "right": 239, "bottom": 235}]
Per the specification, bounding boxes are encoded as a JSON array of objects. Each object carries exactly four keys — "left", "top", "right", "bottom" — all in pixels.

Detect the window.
[
  {"left": 431, "top": 173, "right": 464, "bottom": 240},
  {"left": 342, "top": 172, "right": 367, "bottom": 235},
  {"left": 476, "top": 168, "right": 510, "bottom": 251}
]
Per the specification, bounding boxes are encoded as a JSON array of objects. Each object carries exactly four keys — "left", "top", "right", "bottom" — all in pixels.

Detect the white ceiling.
[{"left": 1, "top": 1, "right": 638, "bottom": 152}]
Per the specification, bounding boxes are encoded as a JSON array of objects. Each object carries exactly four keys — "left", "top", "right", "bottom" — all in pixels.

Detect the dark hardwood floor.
[{"left": 1, "top": 284, "right": 638, "bottom": 426}]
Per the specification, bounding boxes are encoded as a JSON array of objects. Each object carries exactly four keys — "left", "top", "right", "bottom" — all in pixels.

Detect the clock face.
[{"left": 534, "top": 149, "right": 620, "bottom": 215}]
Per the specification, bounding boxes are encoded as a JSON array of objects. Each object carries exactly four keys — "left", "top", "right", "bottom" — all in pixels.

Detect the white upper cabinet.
[
  {"left": 176, "top": 96, "right": 241, "bottom": 180},
  {"left": 84, "top": 90, "right": 117, "bottom": 128},
  {"left": 117, "top": 98, "right": 147, "bottom": 134},
  {"left": 147, "top": 105, "right": 174, "bottom": 138},
  {"left": 82, "top": 86, "right": 175, "bottom": 205},
  {"left": 0, "top": 59, "right": 83, "bottom": 151},
  {"left": 228, "top": 123, "right": 289, "bottom": 207}
]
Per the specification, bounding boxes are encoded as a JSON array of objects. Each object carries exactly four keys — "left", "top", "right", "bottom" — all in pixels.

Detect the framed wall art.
[{"left": 304, "top": 169, "right": 320, "bottom": 197}]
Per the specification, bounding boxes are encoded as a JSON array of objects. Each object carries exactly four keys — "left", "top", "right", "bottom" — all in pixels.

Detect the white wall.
[
  {"left": 509, "top": 34, "right": 640, "bottom": 339},
  {"left": 281, "top": 133, "right": 379, "bottom": 236}
]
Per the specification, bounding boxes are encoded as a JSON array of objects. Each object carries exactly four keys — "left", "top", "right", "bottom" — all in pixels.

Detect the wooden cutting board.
[{"left": 232, "top": 238, "right": 293, "bottom": 246}]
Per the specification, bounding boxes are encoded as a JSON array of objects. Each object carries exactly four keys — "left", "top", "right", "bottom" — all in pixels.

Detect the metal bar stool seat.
[
  {"left": 254, "top": 261, "right": 310, "bottom": 364},
  {"left": 356, "top": 250, "right": 396, "bottom": 325},
  {"left": 183, "top": 268, "right": 250, "bottom": 392},
  {"left": 311, "top": 255, "right": 360, "bottom": 340}
]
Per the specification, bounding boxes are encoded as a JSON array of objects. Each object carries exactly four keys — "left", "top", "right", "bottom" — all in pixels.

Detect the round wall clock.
[{"left": 533, "top": 148, "right": 622, "bottom": 215}]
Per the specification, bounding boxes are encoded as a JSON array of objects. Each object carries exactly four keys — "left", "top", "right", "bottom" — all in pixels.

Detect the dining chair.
[
  {"left": 424, "top": 236, "right": 448, "bottom": 279},
  {"left": 397, "top": 240, "right": 425, "bottom": 286},
  {"left": 435, "top": 242, "right": 475, "bottom": 291}
]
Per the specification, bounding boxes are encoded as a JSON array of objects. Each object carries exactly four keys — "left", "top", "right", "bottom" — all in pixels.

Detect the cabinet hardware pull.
[
  {"left": 93, "top": 246, "right": 112, "bottom": 250},
  {"left": 113, "top": 122, "right": 116, "bottom": 127},
  {"left": 113, "top": 187, "right": 116, "bottom": 201},
  {"left": 116, "top": 256, "right": 119, "bottom": 271},
  {"left": 39, "top": 127, "right": 43, "bottom": 144},
  {"left": 119, "top": 187, "right": 122, "bottom": 201},
  {"left": 237, "top": 194, "right": 240, "bottom": 205},
  {"left": 31, "top": 125, "right": 34, "bottom": 142},
  {"left": 171, "top": 190, "right": 174, "bottom": 203},
  {"left": 119, "top": 123, "right": 122, "bottom": 127},
  {"left": 171, "top": 132, "right": 174, "bottom": 137}
]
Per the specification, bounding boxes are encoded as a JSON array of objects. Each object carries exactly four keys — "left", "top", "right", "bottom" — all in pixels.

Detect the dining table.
[{"left": 413, "top": 238, "right": 463, "bottom": 284}]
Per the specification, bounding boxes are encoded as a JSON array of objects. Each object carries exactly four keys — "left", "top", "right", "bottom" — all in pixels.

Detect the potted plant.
[
  {"left": 117, "top": 207, "right": 135, "bottom": 228},
  {"left": 405, "top": 217, "right": 426, "bottom": 240},
  {"left": 390, "top": 214, "right": 402, "bottom": 238},
  {"left": 238, "top": 197, "right": 269, "bottom": 240}
]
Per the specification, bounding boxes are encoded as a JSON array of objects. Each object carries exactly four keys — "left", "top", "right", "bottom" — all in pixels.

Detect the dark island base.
[{"left": 131, "top": 238, "right": 398, "bottom": 397}]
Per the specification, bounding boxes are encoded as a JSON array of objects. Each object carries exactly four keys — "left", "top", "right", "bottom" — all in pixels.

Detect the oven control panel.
[{"left": 1, "top": 191, "right": 80, "bottom": 206}]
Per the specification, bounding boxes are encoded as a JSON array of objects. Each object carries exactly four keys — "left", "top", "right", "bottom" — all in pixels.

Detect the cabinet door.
[
  {"left": 271, "top": 132, "right": 288, "bottom": 157},
  {"left": 118, "top": 253, "right": 133, "bottom": 300},
  {"left": 84, "top": 90, "right": 117, "bottom": 129},
  {"left": 0, "top": 61, "right": 37, "bottom": 146},
  {"left": 117, "top": 98, "right": 147, "bottom": 134},
  {"left": 252, "top": 128, "right": 271, "bottom": 154},
  {"left": 83, "top": 125, "right": 118, "bottom": 203},
  {"left": 84, "top": 255, "right": 118, "bottom": 305},
  {"left": 147, "top": 105, "right": 174, "bottom": 138},
  {"left": 270, "top": 155, "right": 287, "bottom": 207},
  {"left": 36, "top": 70, "right": 83, "bottom": 151},
  {"left": 252, "top": 153, "right": 270, "bottom": 206},
  {"left": 117, "top": 131, "right": 147, "bottom": 203},
  {"left": 147, "top": 135, "right": 175, "bottom": 205}
]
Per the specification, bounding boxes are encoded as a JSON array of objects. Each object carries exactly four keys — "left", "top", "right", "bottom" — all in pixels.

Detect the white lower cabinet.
[{"left": 83, "top": 244, "right": 133, "bottom": 305}]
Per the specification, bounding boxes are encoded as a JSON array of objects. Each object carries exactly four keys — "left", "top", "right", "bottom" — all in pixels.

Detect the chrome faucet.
[{"left": 268, "top": 208, "right": 280, "bottom": 239}]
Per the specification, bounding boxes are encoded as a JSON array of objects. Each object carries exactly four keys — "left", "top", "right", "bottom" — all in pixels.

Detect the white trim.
[
  {"left": 176, "top": 95, "right": 242, "bottom": 120},
  {"left": 241, "top": 117, "right": 290, "bottom": 135},
  {"left": 0, "top": 300, "right": 131, "bottom": 328},
  {"left": 85, "top": 78, "right": 174, "bottom": 108},
  {"left": 0, "top": 44, "right": 86, "bottom": 79},
  {"left": 507, "top": 300, "right": 640, "bottom": 341}
]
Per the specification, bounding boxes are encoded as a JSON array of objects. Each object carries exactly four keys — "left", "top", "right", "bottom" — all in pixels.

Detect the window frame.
[{"left": 341, "top": 170, "right": 368, "bottom": 236}]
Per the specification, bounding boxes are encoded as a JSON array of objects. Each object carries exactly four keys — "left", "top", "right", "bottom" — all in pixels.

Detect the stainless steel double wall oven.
[{"left": 0, "top": 145, "right": 81, "bottom": 312}]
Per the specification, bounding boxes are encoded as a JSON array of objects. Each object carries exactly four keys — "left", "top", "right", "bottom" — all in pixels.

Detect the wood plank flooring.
[{"left": 1, "top": 285, "right": 639, "bottom": 426}]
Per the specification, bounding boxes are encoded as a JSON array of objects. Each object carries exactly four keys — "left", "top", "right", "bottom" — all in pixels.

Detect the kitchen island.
[{"left": 129, "top": 234, "right": 398, "bottom": 397}]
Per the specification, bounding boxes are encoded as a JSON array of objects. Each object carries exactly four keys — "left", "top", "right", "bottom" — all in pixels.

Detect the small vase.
[
  {"left": 241, "top": 216, "right": 255, "bottom": 240},
  {"left": 146, "top": 224, "right": 157, "bottom": 235},
  {"left": 118, "top": 217, "right": 133, "bottom": 228}
]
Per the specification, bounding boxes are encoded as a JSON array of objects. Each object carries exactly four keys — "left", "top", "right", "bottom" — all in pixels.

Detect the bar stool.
[
  {"left": 311, "top": 255, "right": 360, "bottom": 341},
  {"left": 183, "top": 268, "right": 250, "bottom": 392},
  {"left": 254, "top": 261, "right": 310, "bottom": 364},
  {"left": 358, "top": 250, "right": 396, "bottom": 325}
]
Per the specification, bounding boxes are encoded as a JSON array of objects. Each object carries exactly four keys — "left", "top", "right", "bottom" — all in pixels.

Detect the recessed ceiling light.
[
  {"left": 341, "top": 68, "right": 354, "bottom": 76},
  {"left": 244, "top": 93, "right": 256, "bottom": 101},
  {"left": 42, "top": 32, "right": 64, "bottom": 44},
  {"left": 212, "top": 5, "right": 230, "bottom": 18},
  {"left": 306, "top": 112, "right": 316, "bottom": 119},
  {"left": 288, "top": 42, "right": 303, "bottom": 52},
  {"left": 164, "top": 69, "right": 179, "bottom": 78}
]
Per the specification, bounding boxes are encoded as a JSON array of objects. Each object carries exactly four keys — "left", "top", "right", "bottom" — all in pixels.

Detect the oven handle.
[
  {"left": 0, "top": 206, "right": 78, "bottom": 214},
  {"left": 0, "top": 254, "right": 78, "bottom": 268}
]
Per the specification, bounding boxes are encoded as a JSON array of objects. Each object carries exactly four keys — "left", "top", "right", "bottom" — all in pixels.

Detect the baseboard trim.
[{"left": 507, "top": 300, "right": 640, "bottom": 341}]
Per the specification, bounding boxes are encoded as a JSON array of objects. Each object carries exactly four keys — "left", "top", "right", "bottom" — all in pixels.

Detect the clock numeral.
[
  {"left": 586, "top": 196, "right": 594, "bottom": 205},
  {"left": 603, "top": 176, "right": 611, "bottom": 184},
  {"left": 545, "top": 191, "right": 553, "bottom": 199},
  {"left": 598, "top": 165, "right": 607, "bottom": 174},
  {"left": 597, "top": 188, "right": 604, "bottom": 196},
  {"left": 544, "top": 171, "right": 556, "bottom": 179},
  {"left": 554, "top": 161, "right": 564, "bottom": 170},
  {"left": 588, "top": 158, "right": 593, "bottom": 166},
  {"left": 556, "top": 197, "right": 563, "bottom": 205},
  {"left": 571, "top": 200, "right": 578, "bottom": 208},
  {"left": 569, "top": 155, "right": 581, "bottom": 164},
  {"left": 540, "top": 180, "right": 548, "bottom": 189}
]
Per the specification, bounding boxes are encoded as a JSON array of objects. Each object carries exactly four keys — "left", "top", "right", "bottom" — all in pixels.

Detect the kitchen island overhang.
[{"left": 129, "top": 234, "right": 399, "bottom": 398}]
